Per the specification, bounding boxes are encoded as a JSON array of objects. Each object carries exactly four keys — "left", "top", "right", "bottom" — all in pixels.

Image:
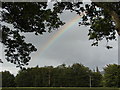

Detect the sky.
[{"left": 0, "top": 2, "right": 118, "bottom": 75}]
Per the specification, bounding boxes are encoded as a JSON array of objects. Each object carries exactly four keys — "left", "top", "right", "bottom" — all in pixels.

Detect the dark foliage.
[
  {"left": 2, "top": 71, "right": 16, "bottom": 87},
  {"left": 1, "top": 2, "right": 120, "bottom": 67},
  {"left": 15, "top": 63, "right": 102, "bottom": 87}
]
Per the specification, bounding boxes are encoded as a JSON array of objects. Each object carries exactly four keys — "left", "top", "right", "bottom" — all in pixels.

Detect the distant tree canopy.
[
  {"left": 2, "top": 71, "right": 16, "bottom": 87},
  {"left": 15, "top": 63, "right": 102, "bottom": 87},
  {"left": 104, "top": 64, "right": 120, "bottom": 87},
  {"left": 2, "top": 64, "right": 119, "bottom": 87},
  {"left": 1, "top": 1, "right": 120, "bottom": 67}
]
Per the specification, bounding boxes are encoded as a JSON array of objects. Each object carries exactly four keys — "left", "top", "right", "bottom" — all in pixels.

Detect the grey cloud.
[{"left": 1, "top": 9, "right": 118, "bottom": 75}]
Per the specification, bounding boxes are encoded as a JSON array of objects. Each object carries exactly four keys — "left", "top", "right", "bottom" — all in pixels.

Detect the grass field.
[{"left": 1, "top": 87, "right": 120, "bottom": 90}]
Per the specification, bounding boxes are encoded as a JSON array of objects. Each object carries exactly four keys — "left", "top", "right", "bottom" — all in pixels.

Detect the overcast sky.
[{"left": 0, "top": 3, "right": 118, "bottom": 75}]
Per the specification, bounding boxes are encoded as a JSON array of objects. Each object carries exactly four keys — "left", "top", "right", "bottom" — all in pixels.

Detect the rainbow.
[{"left": 34, "top": 14, "right": 83, "bottom": 58}]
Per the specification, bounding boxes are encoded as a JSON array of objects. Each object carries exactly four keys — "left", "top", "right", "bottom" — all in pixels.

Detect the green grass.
[{"left": 1, "top": 87, "right": 120, "bottom": 90}]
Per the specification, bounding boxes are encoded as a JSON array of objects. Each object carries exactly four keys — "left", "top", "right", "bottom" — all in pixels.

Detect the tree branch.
[{"left": 92, "top": 2, "right": 120, "bottom": 35}]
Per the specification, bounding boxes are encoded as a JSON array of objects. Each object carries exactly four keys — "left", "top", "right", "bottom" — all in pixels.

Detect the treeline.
[{"left": 1, "top": 63, "right": 120, "bottom": 87}]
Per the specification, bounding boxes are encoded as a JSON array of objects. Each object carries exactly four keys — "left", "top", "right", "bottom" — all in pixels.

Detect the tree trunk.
[{"left": 111, "top": 11, "right": 120, "bottom": 35}]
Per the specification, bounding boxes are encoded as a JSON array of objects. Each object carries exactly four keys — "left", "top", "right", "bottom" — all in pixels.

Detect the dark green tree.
[
  {"left": 15, "top": 63, "right": 100, "bottom": 87},
  {"left": 91, "top": 66, "right": 103, "bottom": 87},
  {"left": 104, "top": 64, "right": 120, "bottom": 87},
  {"left": 71, "top": 63, "right": 91, "bottom": 87},
  {"left": 91, "top": 72, "right": 103, "bottom": 87},
  {"left": 53, "top": 2, "right": 120, "bottom": 48},
  {"left": 15, "top": 68, "right": 33, "bottom": 87},
  {"left": 118, "top": 65, "right": 120, "bottom": 87},
  {"left": 2, "top": 71, "right": 16, "bottom": 87},
  {"left": 1, "top": 2, "right": 64, "bottom": 68}
]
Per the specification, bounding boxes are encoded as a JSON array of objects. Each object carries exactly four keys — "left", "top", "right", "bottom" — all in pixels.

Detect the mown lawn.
[{"left": 1, "top": 87, "right": 119, "bottom": 90}]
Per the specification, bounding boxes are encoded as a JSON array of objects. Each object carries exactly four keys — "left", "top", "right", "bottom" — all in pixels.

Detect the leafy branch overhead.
[
  {"left": 1, "top": 2, "right": 120, "bottom": 67},
  {"left": 53, "top": 2, "right": 119, "bottom": 46},
  {"left": 1, "top": 2, "right": 64, "bottom": 68}
]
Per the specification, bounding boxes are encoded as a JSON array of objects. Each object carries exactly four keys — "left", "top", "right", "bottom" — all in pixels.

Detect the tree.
[
  {"left": 53, "top": 2, "right": 119, "bottom": 47},
  {"left": 15, "top": 68, "right": 33, "bottom": 87},
  {"left": 1, "top": 2, "right": 120, "bottom": 67},
  {"left": 2, "top": 71, "right": 16, "bottom": 87},
  {"left": 103, "top": 64, "right": 120, "bottom": 87},
  {"left": 15, "top": 63, "right": 102, "bottom": 87},
  {"left": 71, "top": 63, "right": 91, "bottom": 87},
  {"left": 91, "top": 67, "right": 103, "bottom": 87},
  {"left": 1, "top": 2, "right": 64, "bottom": 68},
  {"left": 0, "top": 72, "right": 1, "bottom": 87}
]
